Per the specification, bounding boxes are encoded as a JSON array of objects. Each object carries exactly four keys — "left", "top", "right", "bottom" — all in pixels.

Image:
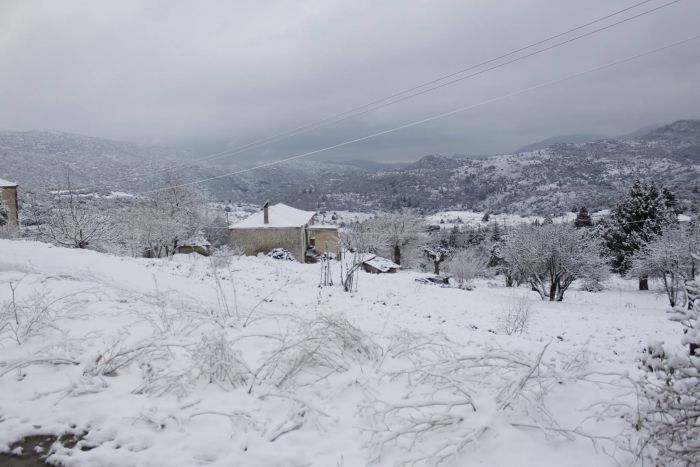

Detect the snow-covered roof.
[
  {"left": 180, "top": 234, "right": 211, "bottom": 247},
  {"left": 360, "top": 254, "right": 400, "bottom": 272},
  {"left": 0, "top": 178, "right": 18, "bottom": 188},
  {"left": 230, "top": 203, "right": 315, "bottom": 229},
  {"left": 307, "top": 224, "right": 339, "bottom": 230}
]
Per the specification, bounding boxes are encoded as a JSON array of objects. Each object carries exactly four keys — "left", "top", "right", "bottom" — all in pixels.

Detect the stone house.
[
  {"left": 230, "top": 202, "right": 340, "bottom": 262},
  {"left": 0, "top": 178, "right": 19, "bottom": 230}
]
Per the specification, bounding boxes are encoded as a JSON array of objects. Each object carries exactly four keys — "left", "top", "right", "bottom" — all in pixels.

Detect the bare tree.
[
  {"left": 340, "top": 218, "right": 388, "bottom": 256},
  {"left": 631, "top": 223, "right": 699, "bottom": 307},
  {"left": 127, "top": 180, "right": 205, "bottom": 257},
  {"left": 369, "top": 210, "right": 424, "bottom": 265},
  {"left": 31, "top": 179, "right": 117, "bottom": 249},
  {"left": 424, "top": 245, "right": 449, "bottom": 275},
  {"left": 502, "top": 223, "right": 608, "bottom": 301}
]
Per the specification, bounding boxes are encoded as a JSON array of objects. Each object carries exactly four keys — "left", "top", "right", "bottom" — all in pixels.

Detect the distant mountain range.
[
  {"left": 515, "top": 134, "right": 607, "bottom": 153},
  {"left": 1, "top": 120, "right": 698, "bottom": 215}
]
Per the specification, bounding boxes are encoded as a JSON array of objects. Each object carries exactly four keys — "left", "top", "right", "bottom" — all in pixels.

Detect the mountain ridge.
[{"left": 1, "top": 120, "right": 698, "bottom": 215}]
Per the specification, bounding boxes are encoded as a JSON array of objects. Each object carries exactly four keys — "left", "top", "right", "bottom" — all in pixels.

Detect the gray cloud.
[{"left": 1, "top": 0, "right": 699, "bottom": 163}]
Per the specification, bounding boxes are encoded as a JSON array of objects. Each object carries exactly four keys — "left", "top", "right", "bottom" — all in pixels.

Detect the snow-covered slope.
[
  {"left": 0, "top": 240, "right": 684, "bottom": 466},
  {"left": 4, "top": 120, "right": 699, "bottom": 214},
  {"left": 321, "top": 120, "right": 700, "bottom": 214}
]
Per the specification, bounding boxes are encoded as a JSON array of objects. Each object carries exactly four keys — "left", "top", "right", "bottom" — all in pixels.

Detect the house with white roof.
[
  {"left": 229, "top": 202, "right": 340, "bottom": 262},
  {"left": 0, "top": 177, "right": 19, "bottom": 231}
]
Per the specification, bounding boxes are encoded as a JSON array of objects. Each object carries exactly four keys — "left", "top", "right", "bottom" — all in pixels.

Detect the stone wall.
[
  {"left": 230, "top": 227, "right": 306, "bottom": 262},
  {"left": 0, "top": 186, "right": 18, "bottom": 228},
  {"left": 310, "top": 228, "right": 340, "bottom": 259}
]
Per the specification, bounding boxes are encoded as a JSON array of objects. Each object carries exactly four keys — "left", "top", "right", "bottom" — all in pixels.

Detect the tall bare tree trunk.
[
  {"left": 394, "top": 245, "right": 401, "bottom": 266},
  {"left": 639, "top": 276, "right": 649, "bottom": 290}
]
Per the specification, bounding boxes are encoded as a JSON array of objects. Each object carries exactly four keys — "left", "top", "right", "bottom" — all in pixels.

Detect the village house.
[
  {"left": 229, "top": 202, "right": 340, "bottom": 262},
  {"left": 0, "top": 178, "right": 19, "bottom": 231}
]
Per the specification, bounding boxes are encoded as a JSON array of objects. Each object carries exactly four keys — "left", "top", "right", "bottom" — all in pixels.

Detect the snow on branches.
[{"left": 501, "top": 223, "right": 608, "bottom": 301}]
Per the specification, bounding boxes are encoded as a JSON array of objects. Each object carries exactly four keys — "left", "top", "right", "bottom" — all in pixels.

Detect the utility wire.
[
  {"left": 139, "top": 33, "right": 700, "bottom": 195},
  {"left": 62, "top": 0, "right": 681, "bottom": 192}
]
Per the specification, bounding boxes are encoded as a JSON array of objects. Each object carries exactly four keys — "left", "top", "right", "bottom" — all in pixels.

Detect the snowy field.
[{"left": 0, "top": 239, "right": 682, "bottom": 466}]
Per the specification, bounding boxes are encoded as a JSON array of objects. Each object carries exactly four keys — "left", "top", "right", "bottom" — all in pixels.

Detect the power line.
[
  {"left": 61, "top": 0, "right": 681, "bottom": 192},
  {"left": 138, "top": 33, "right": 700, "bottom": 195}
]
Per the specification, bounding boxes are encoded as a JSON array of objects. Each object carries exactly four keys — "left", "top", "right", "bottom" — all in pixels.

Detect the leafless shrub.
[
  {"left": 207, "top": 251, "right": 241, "bottom": 323},
  {"left": 637, "top": 281, "right": 700, "bottom": 465},
  {"left": 133, "top": 365, "right": 199, "bottom": 398},
  {"left": 499, "top": 297, "right": 532, "bottom": 335},
  {"left": 366, "top": 341, "right": 553, "bottom": 466},
  {"left": 29, "top": 180, "right": 119, "bottom": 250},
  {"left": 83, "top": 335, "right": 166, "bottom": 377},
  {"left": 192, "top": 333, "right": 249, "bottom": 389},
  {"left": 445, "top": 248, "right": 489, "bottom": 289},
  {"left": 0, "top": 279, "right": 78, "bottom": 345},
  {"left": 257, "top": 313, "right": 379, "bottom": 389}
]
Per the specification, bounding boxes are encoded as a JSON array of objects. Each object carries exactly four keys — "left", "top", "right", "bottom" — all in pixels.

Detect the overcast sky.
[{"left": 1, "top": 0, "right": 699, "bottom": 164}]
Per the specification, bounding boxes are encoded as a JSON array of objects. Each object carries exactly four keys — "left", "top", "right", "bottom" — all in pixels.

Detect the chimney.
[{"left": 263, "top": 201, "right": 269, "bottom": 224}]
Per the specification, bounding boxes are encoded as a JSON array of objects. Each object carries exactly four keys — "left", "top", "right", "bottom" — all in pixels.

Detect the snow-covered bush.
[
  {"left": 341, "top": 218, "right": 389, "bottom": 255},
  {"left": 0, "top": 280, "right": 65, "bottom": 345},
  {"left": 193, "top": 333, "right": 248, "bottom": 389},
  {"left": 266, "top": 248, "right": 295, "bottom": 261},
  {"left": 631, "top": 224, "right": 699, "bottom": 307},
  {"left": 501, "top": 223, "right": 608, "bottom": 301},
  {"left": 580, "top": 277, "right": 605, "bottom": 292},
  {"left": 638, "top": 280, "right": 700, "bottom": 465},
  {"left": 368, "top": 335, "right": 554, "bottom": 466},
  {"left": 445, "top": 247, "right": 489, "bottom": 289},
  {"left": 260, "top": 313, "right": 379, "bottom": 389},
  {"left": 124, "top": 179, "right": 206, "bottom": 258}
]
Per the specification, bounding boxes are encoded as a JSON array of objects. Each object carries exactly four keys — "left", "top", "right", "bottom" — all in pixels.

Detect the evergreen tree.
[
  {"left": 602, "top": 179, "right": 678, "bottom": 290},
  {"left": 574, "top": 207, "right": 593, "bottom": 228},
  {"left": 481, "top": 212, "right": 490, "bottom": 222}
]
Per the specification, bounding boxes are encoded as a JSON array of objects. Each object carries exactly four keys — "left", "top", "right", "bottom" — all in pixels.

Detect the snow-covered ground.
[{"left": 0, "top": 240, "right": 682, "bottom": 466}]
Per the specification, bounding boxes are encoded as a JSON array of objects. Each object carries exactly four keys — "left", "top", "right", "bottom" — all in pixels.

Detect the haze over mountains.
[{"left": 1, "top": 119, "right": 698, "bottom": 215}]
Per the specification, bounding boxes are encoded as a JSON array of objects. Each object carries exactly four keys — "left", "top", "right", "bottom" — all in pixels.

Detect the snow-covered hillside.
[
  {"left": 3, "top": 120, "right": 698, "bottom": 215},
  {"left": 0, "top": 240, "right": 684, "bottom": 466}
]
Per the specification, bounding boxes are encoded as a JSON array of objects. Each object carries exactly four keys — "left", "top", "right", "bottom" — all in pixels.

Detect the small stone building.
[
  {"left": 360, "top": 255, "right": 400, "bottom": 274},
  {"left": 230, "top": 203, "right": 340, "bottom": 262},
  {"left": 0, "top": 178, "right": 19, "bottom": 230},
  {"left": 175, "top": 236, "right": 211, "bottom": 256}
]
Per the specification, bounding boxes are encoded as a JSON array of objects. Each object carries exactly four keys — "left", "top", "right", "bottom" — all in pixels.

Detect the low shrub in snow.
[
  {"left": 445, "top": 248, "right": 490, "bottom": 289},
  {"left": 638, "top": 280, "right": 700, "bottom": 465},
  {"left": 267, "top": 248, "right": 296, "bottom": 261},
  {"left": 499, "top": 297, "right": 532, "bottom": 335}
]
